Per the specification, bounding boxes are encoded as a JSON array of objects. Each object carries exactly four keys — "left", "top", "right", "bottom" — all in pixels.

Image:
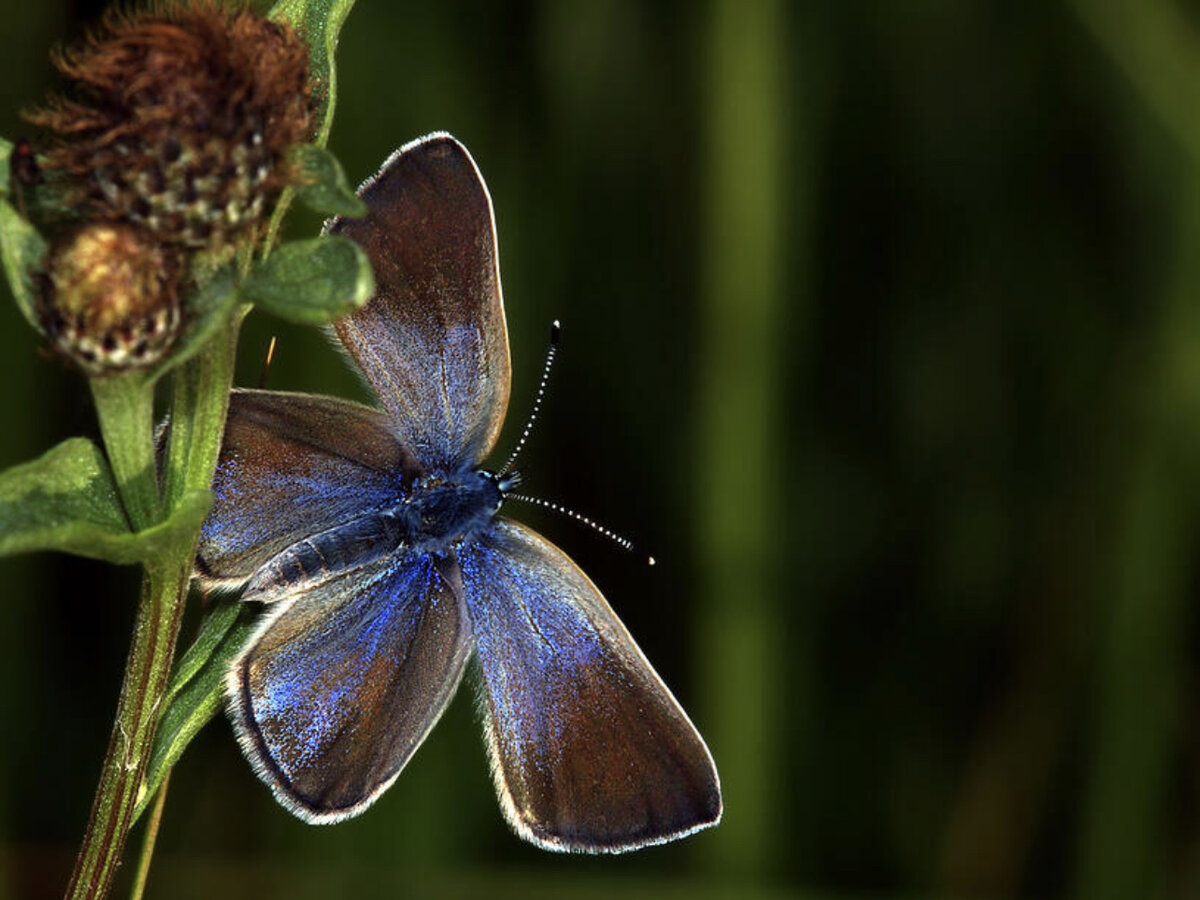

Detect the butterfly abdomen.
[
  {"left": 241, "top": 470, "right": 504, "bottom": 603},
  {"left": 242, "top": 510, "right": 410, "bottom": 602}
]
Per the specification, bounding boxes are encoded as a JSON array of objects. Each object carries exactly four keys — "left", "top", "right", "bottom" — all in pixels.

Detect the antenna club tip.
[
  {"left": 550, "top": 320, "right": 562, "bottom": 343},
  {"left": 647, "top": 556, "right": 656, "bottom": 566}
]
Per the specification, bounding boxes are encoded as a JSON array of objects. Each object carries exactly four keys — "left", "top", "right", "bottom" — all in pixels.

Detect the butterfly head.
[{"left": 484, "top": 468, "right": 522, "bottom": 506}]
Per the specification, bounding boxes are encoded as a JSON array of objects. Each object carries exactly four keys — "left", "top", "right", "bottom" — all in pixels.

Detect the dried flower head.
[
  {"left": 39, "top": 223, "right": 181, "bottom": 373},
  {"left": 27, "top": 2, "right": 312, "bottom": 252}
]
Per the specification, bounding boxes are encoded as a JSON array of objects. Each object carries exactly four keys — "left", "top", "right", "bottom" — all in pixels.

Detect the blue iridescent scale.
[{"left": 205, "top": 133, "right": 721, "bottom": 852}]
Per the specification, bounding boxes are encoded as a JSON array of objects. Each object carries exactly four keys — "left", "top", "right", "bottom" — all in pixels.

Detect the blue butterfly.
[{"left": 197, "top": 133, "right": 722, "bottom": 852}]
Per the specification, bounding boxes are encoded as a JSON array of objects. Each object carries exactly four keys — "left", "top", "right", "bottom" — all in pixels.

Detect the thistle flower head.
[
  {"left": 20, "top": 2, "right": 314, "bottom": 374},
  {"left": 27, "top": 2, "right": 312, "bottom": 252}
]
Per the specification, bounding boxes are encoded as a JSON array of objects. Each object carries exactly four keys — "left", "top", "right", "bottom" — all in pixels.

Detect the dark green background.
[{"left": 2, "top": 1, "right": 1199, "bottom": 898}]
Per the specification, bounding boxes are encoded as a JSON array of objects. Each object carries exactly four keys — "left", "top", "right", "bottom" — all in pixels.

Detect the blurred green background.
[{"left": 3, "top": 1, "right": 1200, "bottom": 898}]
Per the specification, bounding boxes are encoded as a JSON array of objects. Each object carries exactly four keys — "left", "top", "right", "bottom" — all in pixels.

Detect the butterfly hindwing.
[
  {"left": 206, "top": 132, "right": 722, "bottom": 849},
  {"left": 327, "top": 133, "right": 511, "bottom": 470},
  {"left": 197, "top": 389, "right": 416, "bottom": 589},
  {"left": 458, "top": 518, "right": 722, "bottom": 852},
  {"left": 228, "top": 552, "right": 472, "bottom": 822}
]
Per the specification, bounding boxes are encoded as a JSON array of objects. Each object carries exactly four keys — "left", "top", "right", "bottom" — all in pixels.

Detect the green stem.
[
  {"left": 90, "top": 373, "right": 160, "bottom": 531},
  {"left": 163, "top": 311, "right": 244, "bottom": 505},
  {"left": 66, "top": 317, "right": 242, "bottom": 900},
  {"left": 1065, "top": 5, "right": 1200, "bottom": 897},
  {"left": 64, "top": 557, "right": 189, "bottom": 900},
  {"left": 130, "top": 771, "right": 171, "bottom": 900}
]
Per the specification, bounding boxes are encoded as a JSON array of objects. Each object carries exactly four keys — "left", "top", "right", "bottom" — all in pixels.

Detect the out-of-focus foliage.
[{"left": 2, "top": 1, "right": 1200, "bottom": 898}]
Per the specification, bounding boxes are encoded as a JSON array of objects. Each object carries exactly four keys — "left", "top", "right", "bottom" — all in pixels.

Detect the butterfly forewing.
[
  {"left": 198, "top": 389, "right": 415, "bottom": 588},
  {"left": 327, "top": 133, "right": 511, "bottom": 470},
  {"left": 458, "top": 518, "right": 722, "bottom": 852},
  {"left": 228, "top": 552, "right": 472, "bottom": 821},
  {"left": 205, "top": 132, "right": 722, "bottom": 849}
]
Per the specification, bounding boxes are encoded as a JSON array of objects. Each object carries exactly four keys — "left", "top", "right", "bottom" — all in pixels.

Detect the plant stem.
[
  {"left": 130, "top": 771, "right": 171, "bottom": 900},
  {"left": 163, "top": 312, "right": 244, "bottom": 505},
  {"left": 64, "top": 556, "right": 189, "bottom": 900},
  {"left": 90, "top": 373, "right": 160, "bottom": 531},
  {"left": 66, "top": 317, "right": 242, "bottom": 900}
]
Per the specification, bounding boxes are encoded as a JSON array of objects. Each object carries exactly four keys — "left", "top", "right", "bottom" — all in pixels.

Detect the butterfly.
[{"left": 197, "top": 132, "right": 722, "bottom": 852}]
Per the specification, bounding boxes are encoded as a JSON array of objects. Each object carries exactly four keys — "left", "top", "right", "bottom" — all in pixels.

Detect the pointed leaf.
[
  {"left": 0, "top": 438, "right": 127, "bottom": 556},
  {"left": 0, "top": 196, "right": 47, "bottom": 337},
  {"left": 162, "top": 597, "right": 241, "bottom": 711},
  {"left": 0, "top": 136, "right": 11, "bottom": 198},
  {"left": 291, "top": 144, "right": 367, "bottom": 217},
  {"left": 242, "top": 235, "right": 373, "bottom": 325},
  {"left": 135, "top": 600, "right": 258, "bottom": 822},
  {"left": 268, "top": 0, "right": 357, "bottom": 148},
  {"left": 0, "top": 437, "right": 213, "bottom": 563},
  {"left": 119, "top": 489, "right": 214, "bottom": 562},
  {"left": 261, "top": 0, "right": 356, "bottom": 252}
]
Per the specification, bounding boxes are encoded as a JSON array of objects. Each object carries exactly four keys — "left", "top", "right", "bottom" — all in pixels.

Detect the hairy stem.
[
  {"left": 64, "top": 557, "right": 189, "bottom": 900},
  {"left": 66, "top": 317, "right": 241, "bottom": 900}
]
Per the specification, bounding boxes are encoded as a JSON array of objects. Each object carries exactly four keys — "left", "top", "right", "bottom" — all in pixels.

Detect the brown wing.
[
  {"left": 196, "top": 389, "right": 416, "bottom": 588},
  {"left": 458, "top": 519, "right": 722, "bottom": 852},
  {"left": 326, "top": 133, "right": 511, "bottom": 469}
]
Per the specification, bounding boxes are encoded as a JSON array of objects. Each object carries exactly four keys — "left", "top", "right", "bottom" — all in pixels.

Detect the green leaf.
[
  {"left": 0, "top": 196, "right": 48, "bottom": 337},
  {"left": 262, "top": 0, "right": 357, "bottom": 255},
  {"left": 291, "top": 144, "right": 367, "bottom": 217},
  {"left": 0, "top": 437, "right": 213, "bottom": 563},
  {"left": 0, "top": 138, "right": 50, "bottom": 336},
  {"left": 268, "top": 0, "right": 357, "bottom": 148},
  {"left": 0, "top": 438, "right": 127, "bottom": 553},
  {"left": 162, "top": 598, "right": 241, "bottom": 711},
  {"left": 242, "top": 235, "right": 373, "bottom": 325},
  {"left": 134, "top": 599, "right": 258, "bottom": 823},
  {"left": 0, "top": 136, "right": 11, "bottom": 198},
  {"left": 122, "top": 490, "right": 213, "bottom": 562}
]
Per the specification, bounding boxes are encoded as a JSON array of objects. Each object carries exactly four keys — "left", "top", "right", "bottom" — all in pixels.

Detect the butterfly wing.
[
  {"left": 228, "top": 552, "right": 471, "bottom": 821},
  {"left": 458, "top": 519, "right": 722, "bottom": 852},
  {"left": 196, "top": 389, "right": 416, "bottom": 589},
  {"left": 327, "top": 132, "right": 511, "bottom": 470}
]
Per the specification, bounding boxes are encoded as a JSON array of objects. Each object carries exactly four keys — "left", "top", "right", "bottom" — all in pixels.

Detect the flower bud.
[{"left": 40, "top": 223, "right": 180, "bottom": 373}]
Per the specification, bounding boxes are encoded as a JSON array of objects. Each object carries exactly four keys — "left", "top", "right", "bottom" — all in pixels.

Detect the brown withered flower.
[
  {"left": 22, "top": 2, "right": 313, "bottom": 373},
  {"left": 27, "top": 2, "right": 312, "bottom": 253},
  {"left": 40, "top": 223, "right": 181, "bottom": 373}
]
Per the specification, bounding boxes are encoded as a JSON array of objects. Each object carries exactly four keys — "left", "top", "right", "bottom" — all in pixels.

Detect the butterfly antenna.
[
  {"left": 500, "top": 320, "right": 561, "bottom": 475},
  {"left": 505, "top": 492, "right": 656, "bottom": 566}
]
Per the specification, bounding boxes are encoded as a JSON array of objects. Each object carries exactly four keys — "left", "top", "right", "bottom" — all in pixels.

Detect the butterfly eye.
[{"left": 480, "top": 470, "right": 518, "bottom": 512}]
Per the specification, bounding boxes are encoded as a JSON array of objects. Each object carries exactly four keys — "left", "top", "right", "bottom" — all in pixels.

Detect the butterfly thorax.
[
  {"left": 241, "top": 469, "right": 512, "bottom": 603},
  {"left": 397, "top": 468, "right": 508, "bottom": 554}
]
